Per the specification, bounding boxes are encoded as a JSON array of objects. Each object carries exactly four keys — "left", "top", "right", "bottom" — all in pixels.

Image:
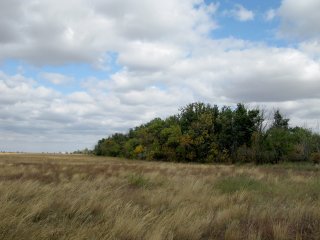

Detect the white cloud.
[
  {"left": 2, "top": 0, "right": 320, "bottom": 152},
  {"left": 0, "top": 0, "right": 218, "bottom": 66},
  {"left": 299, "top": 40, "right": 320, "bottom": 59},
  {"left": 118, "top": 41, "right": 185, "bottom": 72},
  {"left": 40, "top": 72, "right": 74, "bottom": 85},
  {"left": 265, "top": 9, "right": 276, "bottom": 21},
  {"left": 3, "top": 35, "right": 320, "bottom": 152},
  {"left": 0, "top": 71, "right": 193, "bottom": 152},
  {"left": 228, "top": 4, "right": 255, "bottom": 22},
  {"left": 67, "top": 92, "right": 94, "bottom": 104},
  {"left": 278, "top": 0, "right": 320, "bottom": 40}
]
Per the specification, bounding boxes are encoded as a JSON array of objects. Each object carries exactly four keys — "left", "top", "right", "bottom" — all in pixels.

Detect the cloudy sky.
[{"left": 1, "top": 0, "right": 320, "bottom": 152}]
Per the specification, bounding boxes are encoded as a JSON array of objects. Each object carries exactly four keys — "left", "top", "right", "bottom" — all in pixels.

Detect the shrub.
[
  {"left": 255, "top": 150, "right": 277, "bottom": 164},
  {"left": 310, "top": 152, "right": 320, "bottom": 164},
  {"left": 216, "top": 149, "right": 231, "bottom": 163},
  {"left": 235, "top": 145, "right": 255, "bottom": 163},
  {"left": 133, "top": 145, "right": 145, "bottom": 159},
  {"left": 287, "top": 144, "right": 307, "bottom": 162}
]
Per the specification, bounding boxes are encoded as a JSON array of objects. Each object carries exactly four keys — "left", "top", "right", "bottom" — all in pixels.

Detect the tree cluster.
[{"left": 94, "top": 102, "right": 320, "bottom": 164}]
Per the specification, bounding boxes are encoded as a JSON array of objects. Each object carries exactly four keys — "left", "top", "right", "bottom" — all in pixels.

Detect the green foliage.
[
  {"left": 235, "top": 145, "right": 256, "bottom": 163},
  {"left": 94, "top": 133, "right": 127, "bottom": 157},
  {"left": 265, "top": 128, "right": 293, "bottom": 163},
  {"left": 272, "top": 110, "right": 289, "bottom": 129},
  {"left": 73, "top": 148, "right": 92, "bottom": 154},
  {"left": 94, "top": 102, "right": 320, "bottom": 164}
]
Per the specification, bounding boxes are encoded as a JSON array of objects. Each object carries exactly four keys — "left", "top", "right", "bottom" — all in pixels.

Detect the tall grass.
[{"left": 0, "top": 153, "right": 319, "bottom": 239}]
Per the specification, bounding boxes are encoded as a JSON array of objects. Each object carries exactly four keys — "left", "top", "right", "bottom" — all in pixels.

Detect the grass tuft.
[
  {"left": 127, "top": 173, "right": 151, "bottom": 189},
  {"left": 214, "top": 175, "right": 267, "bottom": 194}
]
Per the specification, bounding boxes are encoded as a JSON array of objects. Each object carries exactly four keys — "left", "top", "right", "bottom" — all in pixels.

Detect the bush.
[
  {"left": 255, "top": 150, "right": 277, "bottom": 164},
  {"left": 287, "top": 144, "right": 307, "bottom": 162},
  {"left": 216, "top": 149, "right": 231, "bottom": 163},
  {"left": 235, "top": 145, "right": 255, "bottom": 163},
  {"left": 310, "top": 152, "right": 320, "bottom": 164}
]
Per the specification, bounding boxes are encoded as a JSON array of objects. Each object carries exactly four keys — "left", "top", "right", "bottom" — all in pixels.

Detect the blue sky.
[
  {"left": 213, "top": 0, "right": 280, "bottom": 41},
  {"left": 1, "top": 0, "right": 320, "bottom": 152}
]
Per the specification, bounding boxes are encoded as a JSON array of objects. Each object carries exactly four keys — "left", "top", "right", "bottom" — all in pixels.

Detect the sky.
[{"left": 1, "top": 0, "right": 320, "bottom": 152}]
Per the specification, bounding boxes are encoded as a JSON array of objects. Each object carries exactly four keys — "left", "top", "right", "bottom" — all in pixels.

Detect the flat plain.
[{"left": 0, "top": 153, "right": 319, "bottom": 240}]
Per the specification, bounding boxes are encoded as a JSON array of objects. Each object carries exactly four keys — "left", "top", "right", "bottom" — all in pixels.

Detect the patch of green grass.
[
  {"left": 127, "top": 173, "right": 151, "bottom": 188},
  {"left": 215, "top": 175, "right": 267, "bottom": 194}
]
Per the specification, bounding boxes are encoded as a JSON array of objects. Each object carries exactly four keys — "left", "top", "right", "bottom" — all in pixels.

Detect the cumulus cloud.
[
  {"left": 0, "top": 70, "right": 193, "bottom": 151},
  {"left": 299, "top": 40, "right": 320, "bottom": 59},
  {"left": 118, "top": 41, "right": 185, "bottom": 72},
  {"left": 40, "top": 72, "right": 74, "bottom": 85},
  {"left": 0, "top": 0, "right": 218, "bottom": 66},
  {"left": 1, "top": 0, "right": 320, "bottom": 152},
  {"left": 278, "top": 0, "right": 320, "bottom": 40},
  {"left": 228, "top": 4, "right": 255, "bottom": 22}
]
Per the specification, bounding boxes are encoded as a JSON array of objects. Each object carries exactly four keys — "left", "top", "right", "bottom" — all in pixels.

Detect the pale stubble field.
[{"left": 0, "top": 153, "right": 319, "bottom": 239}]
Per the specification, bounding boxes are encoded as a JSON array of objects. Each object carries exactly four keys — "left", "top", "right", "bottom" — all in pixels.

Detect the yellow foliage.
[{"left": 134, "top": 145, "right": 144, "bottom": 155}]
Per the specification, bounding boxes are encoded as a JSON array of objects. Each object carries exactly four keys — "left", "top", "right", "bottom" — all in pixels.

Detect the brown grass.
[{"left": 0, "top": 153, "right": 319, "bottom": 239}]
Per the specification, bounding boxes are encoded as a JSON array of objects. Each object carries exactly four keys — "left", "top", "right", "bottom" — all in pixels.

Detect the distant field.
[{"left": 0, "top": 154, "right": 319, "bottom": 240}]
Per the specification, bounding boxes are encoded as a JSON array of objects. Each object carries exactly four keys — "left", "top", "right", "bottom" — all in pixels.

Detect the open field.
[{"left": 0, "top": 153, "right": 319, "bottom": 240}]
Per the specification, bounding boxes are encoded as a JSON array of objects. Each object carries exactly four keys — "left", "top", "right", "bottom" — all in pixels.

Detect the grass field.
[{"left": 0, "top": 153, "right": 319, "bottom": 240}]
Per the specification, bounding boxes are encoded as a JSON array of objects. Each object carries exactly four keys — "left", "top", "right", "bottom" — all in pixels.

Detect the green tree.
[
  {"left": 272, "top": 110, "right": 289, "bottom": 129},
  {"left": 233, "top": 104, "right": 261, "bottom": 148},
  {"left": 216, "top": 106, "right": 234, "bottom": 154},
  {"left": 160, "top": 124, "right": 182, "bottom": 161},
  {"left": 178, "top": 102, "right": 218, "bottom": 162},
  {"left": 93, "top": 102, "right": 320, "bottom": 165},
  {"left": 263, "top": 110, "right": 291, "bottom": 163}
]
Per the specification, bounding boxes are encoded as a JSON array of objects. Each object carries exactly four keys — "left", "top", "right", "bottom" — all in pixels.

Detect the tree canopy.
[{"left": 94, "top": 103, "right": 320, "bottom": 164}]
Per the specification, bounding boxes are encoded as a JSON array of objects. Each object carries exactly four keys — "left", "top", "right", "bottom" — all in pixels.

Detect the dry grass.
[{"left": 0, "top": 153, "right": 319, "bottom": 240}]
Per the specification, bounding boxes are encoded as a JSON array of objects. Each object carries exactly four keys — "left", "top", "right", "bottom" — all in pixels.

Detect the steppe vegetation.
[{"left": 0, "top": 153, "right": 319, "bottom": 239}]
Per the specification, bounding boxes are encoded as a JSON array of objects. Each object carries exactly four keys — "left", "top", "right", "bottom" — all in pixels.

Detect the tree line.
[{"left": 94, "top": 102, "right": 320, "bottom": 164}]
